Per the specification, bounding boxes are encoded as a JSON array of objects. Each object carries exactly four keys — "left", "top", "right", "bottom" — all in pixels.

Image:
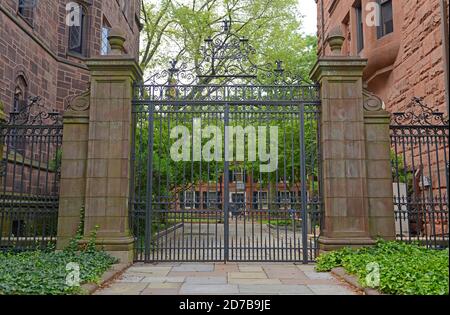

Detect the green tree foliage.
[
  {"left": 135, "top": 0, "right": 320, "bottom": 211},
  {"left": 140, "top": 0, "right": 317, "bottom": 81}
]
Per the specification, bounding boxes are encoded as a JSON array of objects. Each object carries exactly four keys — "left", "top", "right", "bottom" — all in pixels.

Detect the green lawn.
[{"left": 316, "top": 240, "right": 449, "bottom": 295}]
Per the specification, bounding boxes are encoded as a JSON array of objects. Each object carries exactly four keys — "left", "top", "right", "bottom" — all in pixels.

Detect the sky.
[{"left": 298, "top": 0, "right": 318, "bottom": 36}]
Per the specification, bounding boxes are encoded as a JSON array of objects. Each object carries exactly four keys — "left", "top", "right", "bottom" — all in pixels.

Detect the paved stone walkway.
[{"left": 94, "top": 263, "right": 359, "bottom": 295}]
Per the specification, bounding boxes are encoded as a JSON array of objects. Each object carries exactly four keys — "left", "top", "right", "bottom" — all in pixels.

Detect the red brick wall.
[
  {"left": 317, "top": 0, "right": 449, "bottom": 115},
  {"left": 0, "top": 0, "right": 140, "bottom": 114}
]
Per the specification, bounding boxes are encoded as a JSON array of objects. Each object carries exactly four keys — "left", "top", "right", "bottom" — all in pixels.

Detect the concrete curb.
[
  {"left": 80, "top": 263, "right": 130, "bottom": 295},
  {"left": 331, "top": 267, "right": 384, "bottom": 295}
]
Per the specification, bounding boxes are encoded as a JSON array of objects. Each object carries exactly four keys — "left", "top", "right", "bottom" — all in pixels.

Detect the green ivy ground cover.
[
  {"left": 0, "top": 249, "right": 117, "bottom": 295},
  {"left": 316, "top": 240, "right": 449, "bottom": 295}
]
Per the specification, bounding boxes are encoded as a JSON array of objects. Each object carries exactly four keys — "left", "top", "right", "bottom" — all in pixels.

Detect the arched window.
[
  {"left": 11, "top": 75, "right": 28, "bottom": 154},
  {"left": 14, "top": 76, "right": 28, "bottom": 112},
  {"left": 68, "top": 3, "right": 87, "bottom": 55}
]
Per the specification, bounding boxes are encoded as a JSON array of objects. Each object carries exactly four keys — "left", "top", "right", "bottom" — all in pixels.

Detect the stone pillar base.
[
  {"left": 80, "top": 236, "right": 135, "bottom": 264},
  {"left": 318, "top": 236, "right": 376, "bottom": 252}
]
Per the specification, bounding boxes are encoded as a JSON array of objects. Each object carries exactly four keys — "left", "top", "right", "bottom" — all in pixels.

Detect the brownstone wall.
[
  {"left": 0, "top": 0, "right": 140, "bottom": 115},
  {"left": 317, "top": 0, "right": 449, "bottom": 115}
]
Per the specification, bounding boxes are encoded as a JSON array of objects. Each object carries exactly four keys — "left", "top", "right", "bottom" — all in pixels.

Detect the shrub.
[
  {"left": 0, "top": 207, "right": 117, "bottom": 295},
  {"left": 316, "top": 240, "right": 449, "bottom": 295},
  {"left": 0, "top": 249, "right": 116, "bottom": 295}
]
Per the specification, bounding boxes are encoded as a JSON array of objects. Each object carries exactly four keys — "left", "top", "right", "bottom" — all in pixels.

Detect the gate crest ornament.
[{"left": 145, "top": 20, "right": 307, "bottom": 86}]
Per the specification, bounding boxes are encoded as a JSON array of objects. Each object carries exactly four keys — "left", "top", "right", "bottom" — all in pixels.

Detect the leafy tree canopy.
[{"left": 140, "top": 0, "right": 317, "bottom": 82}]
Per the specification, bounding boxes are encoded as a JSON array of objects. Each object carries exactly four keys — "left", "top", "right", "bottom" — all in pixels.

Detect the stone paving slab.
[
  {"left": 238, "top": 266, "right": 264, "bottom": 272},
  {"left": 307, "top": 284, "right": 356, "bottom": 295},
  {"left": 185, "top": 276, "right": 228, "bottom": 285},
  {"left": 179, "top": 284, "right": 239, "bottom": 295},
  {"left": 304, "top": 271, "right": 335, "bottom": 280},
  {"left": 141, "top": 276, "right": 186, "bottom": 283},
  {"left": 228, "top": 278, "right": 282, "bottom": 285},
  {"left": 172, "top": 264, "right": 215, "bottom": 272},
  {"left": 228, "top": 272, "right": 268, "bottom": 279},
  {"left": 94, "top": 262, "right": 359, "bottom": 295},
  {"left": 238, "top": 284, "right": 314, "bottom": 295}
]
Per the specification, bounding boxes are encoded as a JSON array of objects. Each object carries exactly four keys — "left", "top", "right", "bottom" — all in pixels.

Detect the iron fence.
[
  {"left": 129, "top": 20, "right": 323, "bottom": 262},
  {"left": 390, "top": 97, "right": 449, "bottom": 248},
  {"left": 0, "top": 98, "right": 62, "bottom": 251}
]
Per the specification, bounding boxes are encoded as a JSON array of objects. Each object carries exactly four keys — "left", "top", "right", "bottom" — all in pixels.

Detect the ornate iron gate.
[
  {"left": 0, "top": 98, "right": 62, "bottom": 251},
  {"left": 130, "top": 21, "right": 322, "bottom": 262},
  {"left": 390, "top": 97, "right": 449, "bottom": 248}
]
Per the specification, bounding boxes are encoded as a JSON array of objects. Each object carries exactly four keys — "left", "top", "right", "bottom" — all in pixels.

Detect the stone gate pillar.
[
  {"left": 363, "top": 90, "right": 396, "bottom": 240},
  {"left": 82, "top": 29, "right": 142, "bottom": 263},
  {"left": 56, "top": 92, "right": 90, "bottom": 249},
  {"left": 311, "top": 28, "right": 377, "bottom": 250},
  {"left": 57, "top": 29, "right": 142, "bottom": 263}
]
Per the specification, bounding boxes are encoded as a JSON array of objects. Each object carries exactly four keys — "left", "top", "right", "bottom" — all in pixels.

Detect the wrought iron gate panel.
[
  {"left": 0, "top": 98, "right": 62, "bottom": 251},
  {"left": 130, "top": 21, "right": 322, "bottom": 262},
  {"left": 390, "top": 97, "right": 449, "bottom": 248}
]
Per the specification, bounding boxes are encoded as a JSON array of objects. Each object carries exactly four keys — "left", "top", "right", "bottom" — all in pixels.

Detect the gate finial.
[
  {"left": 108, "top": 28, "right": 126, "bottom": 55},
  {"left": 327, "top": 26, "right": 345, "bottom": 56}
]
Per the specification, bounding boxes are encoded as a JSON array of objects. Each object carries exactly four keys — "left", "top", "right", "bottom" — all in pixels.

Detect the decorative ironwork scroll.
[
  {"left": 6, "top": 96, "right": 62, "bottom": 125},
  {"left": 391, "top": 97, "right": 449, "bottom": 126}
]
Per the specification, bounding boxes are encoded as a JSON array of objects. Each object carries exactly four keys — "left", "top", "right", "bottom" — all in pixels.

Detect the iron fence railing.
[
  {"left": 0, "top": 98, "right": 62, "bottom": 251},
  {"left": 390, "top": 97, "right": 449, "bottom": 248}
]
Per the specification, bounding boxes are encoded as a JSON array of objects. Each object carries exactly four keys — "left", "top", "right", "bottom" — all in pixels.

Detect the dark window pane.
[
  {"left": 68, "top": 8, "right": 84, "bottom": 54},
  {"left": 18, "top": 0, "right": 34, "bottom": 24},
  {"left": 377, "top": 0, "right": 393, "bottom": 38},
  {"left": 356, "top": 5, "right": 364, "bottom": 52}
]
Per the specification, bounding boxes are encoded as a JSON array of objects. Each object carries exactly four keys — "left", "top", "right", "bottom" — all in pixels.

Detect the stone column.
[
  {"left": 82, "top": 29, "right": 142, "bottom": 263},
  {"left": 363, "top": 90, "right": 396, "bottom": 240},
  {"left": 56, "top": 92, "right": 90, "bottom": 249},
  {"left": 310, "top": 28, "right": 375, "bottom": 250}
]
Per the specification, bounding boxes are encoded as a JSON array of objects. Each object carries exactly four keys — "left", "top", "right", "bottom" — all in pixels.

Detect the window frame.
[
  {"left": 184, "top": 191, "right": 200, "bottom": 209},
  {"left": 17, "top": 0, "right": 35, "bottom": 26},
  {"left": 101, "top": 18, "right": 112, "bottom": 56},
  {"left": 377, "top": 0, "right": 394, "bottom": 39},
  {"left": 355, "top": 2, "right": 364, "bottom": 53},
  {"left": 68, "top": 3, "right": 88, "bottom": 56},
  {"left": 202, "top": 191, "right": 219, "bottom": 209},
  {"left": 252, "top": 191, "right": 268, "bottom": 209}
]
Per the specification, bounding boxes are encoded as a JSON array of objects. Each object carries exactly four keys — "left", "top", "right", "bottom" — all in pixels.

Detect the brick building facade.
[
  {"left": 316, "top": 0, "right": 449, "bottom": 115},
  {"left": 0, "top": 0, "right": 141, "bottom": 114},
  {"left": 316, "top": 0, "right": 449, "bottom": 241}
]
